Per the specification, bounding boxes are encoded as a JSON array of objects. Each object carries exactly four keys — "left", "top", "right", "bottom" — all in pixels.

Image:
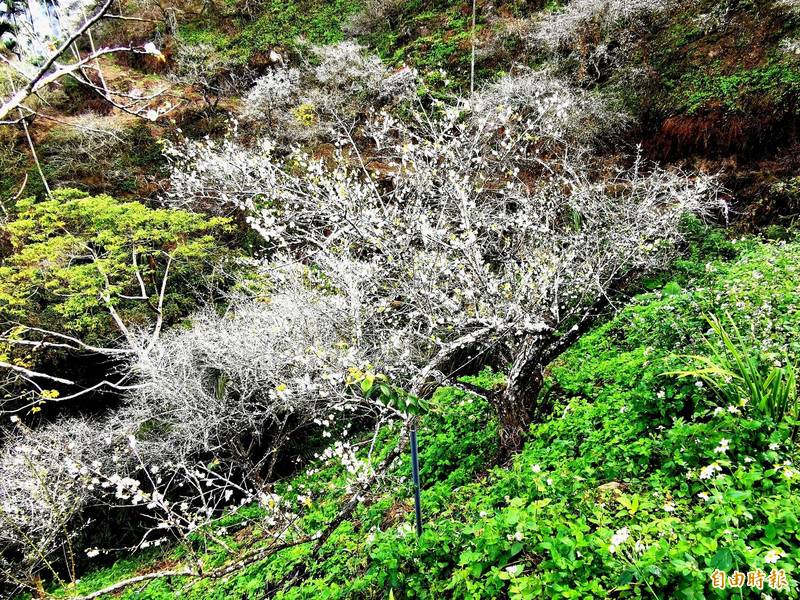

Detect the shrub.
[
  {"left": 238, "top": 42, "right": 415, "bottom": 143},
  {"left": 0, "top": 122, "right": 26, "bottom": 205},
  {"left": 0, "top": 189, "right": 232, "bottom": 412},
  {"left": 37, "top": 115, "right": 131, "bottom": 188},
  {"left": 119, "top": 288, "right": 396, "bottom": 470},
  {"left": 165, "top": 80, "right": 721, "bottom": 456},
  {"left": 0, "top": 189, "right": 231, "bottom": 344},
  {"left": 533, "top": 0, "right": 668, "bottom": 51},
  {"left": 343, "top": 0, "right": 406, "bottom": 37},
  {"left": 242, "top": 67, "right": 301, "bottom": 125}
]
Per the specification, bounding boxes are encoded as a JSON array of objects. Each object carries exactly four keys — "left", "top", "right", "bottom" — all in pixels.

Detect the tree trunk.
[
  {"left": 495, "top": 301, "right": 613, "bottom": 457},
  {"left": 496, "top": 350, "right": 546, "bottom": 459}
]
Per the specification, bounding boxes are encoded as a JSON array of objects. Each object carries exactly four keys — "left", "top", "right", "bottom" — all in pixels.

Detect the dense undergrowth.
[{"left": 33, "top": 229, "right": 800, "bottom": 599}]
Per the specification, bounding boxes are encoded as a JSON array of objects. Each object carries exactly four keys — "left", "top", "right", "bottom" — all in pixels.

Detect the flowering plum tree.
[
  {"left": 0, "top": 418, "right": 104, "bottom": 589},
  {"left": 166, "top": 73, "right": 721, "bottom": 455}
]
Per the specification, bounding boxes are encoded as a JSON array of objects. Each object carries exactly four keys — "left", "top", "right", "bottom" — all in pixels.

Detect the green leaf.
[{"left": 709, "top": 548, "right": 734, "bottom": 572}]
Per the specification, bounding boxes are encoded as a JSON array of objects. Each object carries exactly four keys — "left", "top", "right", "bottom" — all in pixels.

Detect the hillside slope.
[
  {"left": 3, "top": 1, "right": 800, "bottom": 599},
  {"left": 32, "top": 231, "right": 800, "bottom": 599}
]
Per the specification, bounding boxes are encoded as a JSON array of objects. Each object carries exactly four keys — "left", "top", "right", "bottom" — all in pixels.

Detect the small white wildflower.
[
  {"left": 609, "top": 526, "right": 629, "bottom": 554},
  {"left": 764, "top": 548, "right": 785, "bottom": 564},
  {"left": 531, "top": 464, "right": 542, "bottom": 473},
  {"left": 699, "top": 463, "right": 722, "bottom": 480},
  {"left": 714, "top": 438, "right": 730, "bottom": 453}
]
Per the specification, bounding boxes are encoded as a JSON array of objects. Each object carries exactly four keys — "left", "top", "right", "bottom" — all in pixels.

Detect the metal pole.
[{"left": 410, "top": 427, "right": 422, "bottom": 536}]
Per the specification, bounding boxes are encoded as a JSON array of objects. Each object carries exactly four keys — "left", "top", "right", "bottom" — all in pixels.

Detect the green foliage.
[
  {"left": 677, "top": 63, "right": 800, "bottom": 115},
  {"left": 350, "top": 368, "right": 433, "bottom": 417},
  {"left": 177, "top": 22, "right": 233, "bottom": 49},
  {"left": 359, "top": 0, "right": 489, "bottom": 91},
  {"left": 235, "top": 0, "right": 361, "bottom": 58},
  {"left": 589, "top": 0, "right": 800, "bottom": 140},
  {"left": 240, "top": 0, "right": 359, "bottom": 51},
  {"left": 0, "top": 189, "right": 232, "bottom": 345},
  {"left": 175, "top": 0, "right": 362, "bottom": 66}
]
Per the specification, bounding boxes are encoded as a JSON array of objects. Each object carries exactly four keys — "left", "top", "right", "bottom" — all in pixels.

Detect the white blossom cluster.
[
  {"left": 109, "top": 256, "right": 420, "bottom": 511},
  {"left": 242, "top": 67, "right": 301, "bottom": 124},
  {"left": 469, "top": 70, "right": 629, "bottom": 148},
  {"left": 532, "top": 0, "right": 668, "bottom": 51},
  {"left": 531, "top": 0, "right": 672, "bottom": 81},
  {"left": 0, "top": 410, "right": 325, "bottom": 591},
  {"left": 239, "top": 41, "right": 415, "bottom": 143},
  {"left": 0, "top": 418, "right": 104, "bottom": 586},
  {"left": 780, "top": 37, "right": 800, "bottom": 55}
]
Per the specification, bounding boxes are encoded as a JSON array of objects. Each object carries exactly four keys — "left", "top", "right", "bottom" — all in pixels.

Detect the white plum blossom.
[{"left": 531, "top": 0, "right": 673, "bottom": 81}]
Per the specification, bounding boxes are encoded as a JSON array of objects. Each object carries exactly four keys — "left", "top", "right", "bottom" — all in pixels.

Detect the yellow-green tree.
[{"left": 0, "top": 188, "right": 232, "bottom": 410}]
